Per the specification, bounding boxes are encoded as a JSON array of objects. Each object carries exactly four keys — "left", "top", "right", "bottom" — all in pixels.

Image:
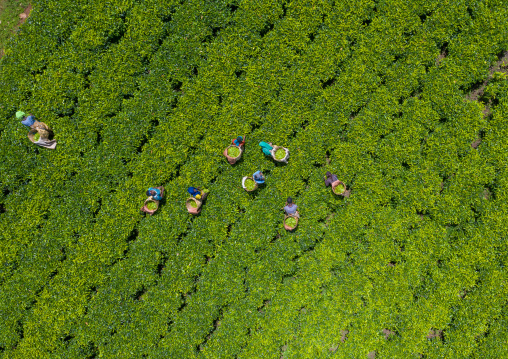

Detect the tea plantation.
[{"left": 1, "top": 0, "right": 508, "bottom": 358}]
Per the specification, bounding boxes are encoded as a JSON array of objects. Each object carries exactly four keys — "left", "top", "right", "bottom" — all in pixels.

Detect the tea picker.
[
  {"left": 224, "top": 135, "right": 245, "bottom": 165},
  {"left": 283, "top": 197, "right": 299, "bottom": 217},
  {"left": 17, "top": 111, "right": 57, "bottom": 149},
  {"left": 141, "top": 186, "right": 165, "bottom": 215},
  {"left": 252, "top": 171, "right": 265, "bottom": 184},
  {"left": 259, "top": 141, "right": 289, "bottom": 163},
  {"left": 324, "top": 171, "right": 348, "bottom": 196},
  {"left": 242, "top": 171, "right": 265, "bottom": 192},
  {"left": 282, "top": 197, "right": 299, "bottom": 231},
  {"left": 232, "top": 135, "right": 246, "bottom": 148},
  {"left": 187, "top": 186, "right": 208, "bottom": 201},
  {"left": 259, "top": 141, "right": 273, "bottom": 156},
  {"left": 147, "top": 187, "right": 163, "bottom": 201},
  {"left": 186, "top": 186, "right": 209, "bottom": 214},
  {"left": 324, "top": 171, "right": 338, "bottom": 187}
]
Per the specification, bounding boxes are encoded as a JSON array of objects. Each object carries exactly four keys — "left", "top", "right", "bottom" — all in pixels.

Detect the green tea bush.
[{"left": 0, "top": 0, "right": 507, "bottom": 358}]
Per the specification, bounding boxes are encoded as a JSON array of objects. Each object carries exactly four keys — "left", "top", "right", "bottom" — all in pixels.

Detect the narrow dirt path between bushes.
[
  {"left": 0, "top": 2, "right": 31, "bottom": 58},
  {"left": 466, "top": 50, "right": 508, "bottom": 103},
  {"left": 467, "top": 50, "right": 508, "bottom": 149}
]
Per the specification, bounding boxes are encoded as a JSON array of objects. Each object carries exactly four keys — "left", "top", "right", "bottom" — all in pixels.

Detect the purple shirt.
[
  {"left": 284, "top": 204, "right": 297, "bottom": 215},
  {"left": 325, "top": 174, "right": 338, "bottom": 187}
]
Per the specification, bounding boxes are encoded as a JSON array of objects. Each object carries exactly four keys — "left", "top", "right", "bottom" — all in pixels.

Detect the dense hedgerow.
[{"left": 1, "top": 0, "right": 508, "bottom": 358}]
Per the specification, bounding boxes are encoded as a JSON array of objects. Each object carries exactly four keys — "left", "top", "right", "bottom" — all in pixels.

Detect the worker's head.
[
  {"left": 287, "top": 197, "right": 293, "bottom": 204},
  {"left": 147, "top": 189, "right": 156, "bottom": 197},
  {"left": 236, "top": 136, "right": 243, "bottom": 142},
  {"left": 326, "top": 171, "right": 332, "bottom": 178}
]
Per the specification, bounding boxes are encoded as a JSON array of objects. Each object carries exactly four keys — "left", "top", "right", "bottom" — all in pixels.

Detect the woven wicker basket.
[
  {"left": 241, "top": 176, "right": 258, "bottom": 192},
  {"left": 284, "top": 213, "right": 299, "bottom": 231},
  {"left": 186, "top": 197, "right": 202, "bottom": 214},
  {"left": 141, "top": 199, "right": 159, "bottom": 215},
  {"left": 140, "top": 187, "right": 165, "bottom": 215},
  {"left": 223, "top": 145, "right": 243, "bottom": 164},
  {"left": 331, "top": 180, "right": 347, "bottom": 196},
  {"left": 27, "top": 122, "right": 52, "bottom": 143},
  {"left": 271, "top": 146, "right": 289, "bottom": 163}
]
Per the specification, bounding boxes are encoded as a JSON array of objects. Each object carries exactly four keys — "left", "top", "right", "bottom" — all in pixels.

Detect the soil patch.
[
  {"left": 0, "top": 3, "right": 31, "bottom": 59},
  {"left": 466, "top": 50, "right": 508, "bottom": 103},
  {"left": 471, "top": 138, "right": 481, "bottom": 149},
  {"left": 18, "top": 4, "right": 31, "bottom": 24},
  {"left": 382, "top": 328, "right": 395, "bottom": 340},
  {"left": 340, "top": 329, "right": 349, "bottom": 343},
  {"left": 427, "top": 329, "right": 443, "bottom": 340}
]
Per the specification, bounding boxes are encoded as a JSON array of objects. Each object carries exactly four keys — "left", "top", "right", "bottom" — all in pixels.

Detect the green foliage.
[
  {"left": 227, "top": 146, "right": 240, "bottom": 158},
  {"left": 274, "top": 148, "right": 286, "bottom": 160},
  {"left": 285, "top": 217, "right": 297, "bottom": 228},
  {"left": 146, "top": 201, "right": 157, "bottom": 211},
  {"left": 244, "top": 178, "right": 256, "bottom": 191},
  {"left": 483, "top": 71, "right": 508, "bottom": 102},
  {"left": 0, "top": 0, "right": 508, "bottom": 358},
  {"left": 0, "top": 1, "right": 30, "bottom": 56}
]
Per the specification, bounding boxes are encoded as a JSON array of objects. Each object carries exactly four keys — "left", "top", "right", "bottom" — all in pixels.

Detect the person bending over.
[
  {"left": 232, "top": 135, "right": 246, "bottom": 147},
  {"left": 259, "top": 141, "right": 273, "bottom": 156},
  {"left": 147, "top": 187, "right": 163, "bottom": 201},
  {"left": 324, "top": 171, "right": 338, "bottom": 187},
  {"left": 283, "top": 197, "right": 299, "bottom": 217},
  {"left": 188, "top": 187, "right": 208, "bottom": 201},
  {"left": 253, "top": 171, "right": 265, "bottom": 184}
]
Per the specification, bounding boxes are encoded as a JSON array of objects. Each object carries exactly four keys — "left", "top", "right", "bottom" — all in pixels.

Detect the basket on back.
[
  {"left": 331, "top": 180, "right": 347, "bottom": 196},
  {"left": 223, "top": 145, "right": 243, "bottom": 165},
  {"left": 27, "top": 122, "right": 51, "bottom": 143},
  {"left": 186, "top": 197, "right": 202, "bottom": 214},
  {"left": 141, "top": 186, "right": 165, "bottom": 215},
  {"left": 271, "top": 145, "right": 289, "bottom": 163}
]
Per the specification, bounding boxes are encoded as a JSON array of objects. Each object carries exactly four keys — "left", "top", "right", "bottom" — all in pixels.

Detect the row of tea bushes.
[{"left": 1, "top": 0, "right": 507, "bottom": 357}]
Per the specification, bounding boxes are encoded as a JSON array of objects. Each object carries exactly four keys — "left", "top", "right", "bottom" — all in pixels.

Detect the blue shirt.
[
  {"left": 253, "top": 171, "right": 265, "bottom": 184},
  {"left": 21, "top": 115, "right": 36, "bottom": 127},
  {"left": 148, "top": 187, "right": 162, "bottom": 201},
  {"left": 233, "top": 137, "right": 244, "bottom": 146}
]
